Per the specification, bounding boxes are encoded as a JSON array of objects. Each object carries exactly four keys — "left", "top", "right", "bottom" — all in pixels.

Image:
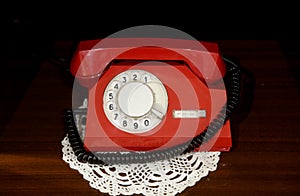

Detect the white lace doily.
[{"left": 62, "top": 136, "right": 221, "bottom": 196}]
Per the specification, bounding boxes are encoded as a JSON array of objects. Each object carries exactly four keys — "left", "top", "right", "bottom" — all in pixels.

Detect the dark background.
[
  {"left": 2, "top": 3, "right": 300, "bottom": 59},
  {"left": 1, "top": 4, "right": 300, "bottom": 195}
]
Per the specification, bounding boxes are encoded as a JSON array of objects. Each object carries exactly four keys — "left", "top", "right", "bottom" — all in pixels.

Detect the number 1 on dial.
[{"left": 142, "top": 74, "right": 149, "bottom": 83}]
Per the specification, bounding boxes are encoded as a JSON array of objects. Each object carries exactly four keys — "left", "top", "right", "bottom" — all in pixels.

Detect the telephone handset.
[{"left": 67, "top": 38, "right": 240, "bottom": 164}]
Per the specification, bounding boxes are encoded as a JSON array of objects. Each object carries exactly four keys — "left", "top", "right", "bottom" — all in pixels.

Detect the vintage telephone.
[{"left": 65, "top": 38, "right": 240, "bottom": 165}]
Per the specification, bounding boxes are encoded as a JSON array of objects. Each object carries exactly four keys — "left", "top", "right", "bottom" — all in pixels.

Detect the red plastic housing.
[{"left": 70, "top": 38, "right": 231, "bottom": 152}]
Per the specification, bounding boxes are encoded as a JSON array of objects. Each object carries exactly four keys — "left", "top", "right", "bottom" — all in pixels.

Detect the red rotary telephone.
[{"left": 68, "top": 38, "right": 239, "bottom": 164}]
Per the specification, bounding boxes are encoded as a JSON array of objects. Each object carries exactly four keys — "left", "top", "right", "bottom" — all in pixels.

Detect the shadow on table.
[
  {"left": 278, "top": 40, "right": 300, "bottom": 91},
  {"left": 224, "top": 56, "right": 256, "bottom": 150},
  {"left": 0, "top": 58, "right": 41, "bottom": 135}
]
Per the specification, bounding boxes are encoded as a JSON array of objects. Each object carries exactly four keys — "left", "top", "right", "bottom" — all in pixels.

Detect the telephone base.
[{"left": 83, "top": 120, "right": 231, "bottom": 153}]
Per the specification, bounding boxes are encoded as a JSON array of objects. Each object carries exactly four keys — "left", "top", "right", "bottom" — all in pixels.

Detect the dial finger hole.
[
  {"left": 141, "top": 74, "right": 151, "bottom": 83},
  {"left": 111, "top": 81, "right": 121, "bottom": 90},
  {"left": 131, "top": 71, "right": 140, "bottom": 81},
  {"left": 120, "top": 74, "right": 129, "bottom": 84},
  {"left": 107, "top": 101, "right": 116, "bottom": 112},
  {"left": 142, "top": 118, "right": 151, "bottom": 127},
  {"left": 106, "top": 90, "right": 115, "bottom": 102}
]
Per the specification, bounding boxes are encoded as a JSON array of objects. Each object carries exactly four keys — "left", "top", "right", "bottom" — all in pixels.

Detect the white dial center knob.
[{"left": 118, "top": 82, "right": 154, "bottom": 117}]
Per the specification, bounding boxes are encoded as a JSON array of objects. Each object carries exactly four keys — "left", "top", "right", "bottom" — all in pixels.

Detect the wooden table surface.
[{"left": 1, "top": 40, "right": 299, "bottom": 195}]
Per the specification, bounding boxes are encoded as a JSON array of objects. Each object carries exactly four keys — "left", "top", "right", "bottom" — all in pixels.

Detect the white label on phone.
[{"left": 172, "top": 110, "right": 206, "bottom": 118}]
